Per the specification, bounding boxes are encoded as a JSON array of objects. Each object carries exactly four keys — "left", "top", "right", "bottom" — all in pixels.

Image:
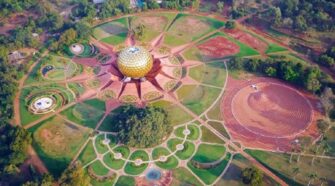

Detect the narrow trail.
[{"left": 13, "top": 52, "right": 50, "bottom": 174}]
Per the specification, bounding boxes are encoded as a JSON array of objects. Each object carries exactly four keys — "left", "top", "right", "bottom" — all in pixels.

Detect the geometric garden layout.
[{"left": 17, "top": 12, "right": 325, "bottom": 185}]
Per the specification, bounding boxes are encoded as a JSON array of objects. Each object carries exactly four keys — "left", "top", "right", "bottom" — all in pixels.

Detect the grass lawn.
[
  {"left": 265, "top": 43, "right": 288, "bottom": 54},
  {"left": 90, "top": 160, "right": 110, "bottom": 176},
  {"left": 188, "top": 153, "right": 232, "bottom": 185},
  {"left": 31, "top": 116, "right": 91, "bottom": 177},
  {"left": 94, "top": 134, "right": 109, "bottom": 154},
  {"left": 84, "top": 98, "right": 106, "bottom": 111},
  {"left": 177, "top": 85, "right": 221, "bottom": 115},
  {"left": 192, "top": 144, "right": 226, "bottom": 163},
  {"left": 124, "top": 150, "right": 149, "bottom": 175},
  {"left": 208, "top": 121, "right": 230, "bottom": 139},
  {"left": 93, "top": 18, "right": 128, "bottom": 40},
  {"left": 175, "top": 141, "right": 196, "bottom": 160},
  {"left": 182, "top": 46, "right": 203, "bottom": 61},
  {"left": 171, "top": 167, "right": 202, "bottom": 186},
  {"left": 61, "top": 103, "right": 104, "bottom": 129},
  {"left": 215, "top": 154, "right": 280, "bottom": 186},
  {"left": 103, "top": 152, "right": 125, "bottom": 170},
  {"left": 152, "top": 147, "right": 179, "bottom": 169},
  {"left": 113, "top": 146, "right": 131, "bottom": 159},
  {"left": 115, "top": 176, "right": 135, "bottom": 186},
  {"left": 201, "top": 126, "right": 225, "bottom": 144},
  {"left": 206, "top": 99, "right": 222, "bottom": 121},
  {"left": 101, "top": 33, "right": 128, "bottom": 46},
  {"left": 187, "top": 125, "right": 200, "bottom": 140},
  {"left": 189, "top": 61, "right": 227, "bottom": 87},
  {"left": 164, "top": 13, "right": 224, "bottom": 46},
  {"left": 90, "top": 176, "right": 117, "bottom": 186},
  {"left": 78, "top": 140, "right": 96, "bottom": 165},
  {"left": 246, "top": 149, "right": 335, "bottom": 185},
  {"left": 150, "top": 100, "right": 193, "bottom": 126}
]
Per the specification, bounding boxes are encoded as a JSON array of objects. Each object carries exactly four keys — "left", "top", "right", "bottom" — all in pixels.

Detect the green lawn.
[
  {"left": 124, "top": 150, "right": 149, "bottom": 175},
  {"left": 201, "top": 126, "right": 225, "bottom": 144},
  {"left": 192, "top": 144, "right": 226, "bottom": 163},
  {"left": 115, "top": 176, "right": 135, "bottom": 186},
  {"left": 94, "top": 134, "right": 109, "bottom": 154},
  {"left": 90, "top": 160, "right": 110, "bottom": 176},
  {"left": 177, "top": 85, "right": 221, "bottom": 115},
  {"left": 182, "top": 46, "right": 203, "bottom": 61},
  {"left": 113, "top": 146, "right": 131, "bottom": 159},
  {"left": 171, "top": 167, "right": 202, "bottom": 186},
  {"left": 208, "top": 121, "right": 230, "bottom": 139},
  {"left": 78, "top": 140, "right": 96, "bottom": 165},
  {"left": 265, "top": 43, "right": 288, "bottom": 54},
  {"left": 150, "top": 100, "right": 193, "bottom": 126},
  {"left": 175, "top": 141, "right": 196, "bottom": 160},
  {"left": 188, "top": 153, "right": 232, "bottom": 185},
  {"left": 189, "top": 61, "right": 227, "bottom": 87},
  {"left": 246, "top": 149, "right": 335, "bottom": 185},
  {"left": 103, "top": 152, "right": 125, "bottom": 170},
  {"left": 164, "top": 13, "right": 224, "bottom": 46},
  {"left": 31, "top": 116, "right": 91, "bottom": 177},
  {"left": 152, "top": 147, "right": 179, "bottom": 169},
  {"left": 61, "top": 103, "right": 104, "bottom": 129},
  {"left": 101, "top": 33, "right": 128, "bottom": 46}
]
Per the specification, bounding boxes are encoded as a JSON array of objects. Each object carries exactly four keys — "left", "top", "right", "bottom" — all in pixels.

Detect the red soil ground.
[
  {"left": 197, "top": 36, "right": 240, "bottom": 58},
  {"left": 224, "top": 28, "right": 268, "bottom": 54},
  {"left": 221, "top": 77, "right": 322, "bottom": 151}
]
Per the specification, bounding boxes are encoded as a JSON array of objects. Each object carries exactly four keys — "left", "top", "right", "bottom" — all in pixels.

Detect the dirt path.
[{"left": 13, "top": 52, "right": 50, "bottom": 174}]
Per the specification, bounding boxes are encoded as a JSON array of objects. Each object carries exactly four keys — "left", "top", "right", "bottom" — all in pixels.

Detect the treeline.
[
  {"left": 0, "top": 0, "right": 38, "bottom": 16},
  {"left": 72, "top": 0, "right": 198, "bottom": 20},
  {"left": 228, "top": 56, "right": 331, "bottom": 93},
  {"left": 317, "top": 46, "right": 335, "bottom": 71},
  {"left": 267, "top": 0, "right": 335, "bottom": 32}
]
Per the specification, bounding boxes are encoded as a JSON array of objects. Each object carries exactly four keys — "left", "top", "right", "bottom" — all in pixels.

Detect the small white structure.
[
  {"left": 134, "top": 159, "right": 143, "bottom": 166},
  {"left": 114, "top": 153, "right": 122, "bottom": 159},
  {"left": 176, "top": 144, "right": 184, "bottom": 151},
  {"left": 70, "top": 43, "right": 84, "bottom": 55},
  {"left": 251, "top": 84, "right": 258, "bottom": 91},
  {"left": 30, "top": 96, "right": 56, "bottom": 114},
  {"left": 32, "top": 33, "right": 39, "bottom": 37},
  {"left": 183, "top": 129, "right": 191, "bottom": 136}
]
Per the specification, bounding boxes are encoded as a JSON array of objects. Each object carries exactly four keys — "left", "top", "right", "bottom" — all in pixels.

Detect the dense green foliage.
[
  {"left": 0, "top": 48, "right": 18, "bottom": 125},
  {"left": 268, "top": 0, "right": 335, "bottom": 32},
  {"left": 228, "top": 56, "right": 330, "bottom": 93},
  {"left": 0, "top": 0, "right": 38, "bottom": 16},
  {"left": 59, "top": 163, "right": 90, "bottom": 186},
  {"left": 0, "top": 125, "right": 32, "bottom": 179},
  {"left": 317, "top": 46, "right": 335, "bottom": 71},
  {"left": 241, "top": 167, "right": 264, "bottom": 186},
  {"left": 112, "top": 105, "right": 172, "bottom": 148}
]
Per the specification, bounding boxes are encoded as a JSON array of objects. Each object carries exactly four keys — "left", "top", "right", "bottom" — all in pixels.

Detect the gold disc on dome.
[{"left": 117, "top": 46, "right": 153, "bottom": 78}]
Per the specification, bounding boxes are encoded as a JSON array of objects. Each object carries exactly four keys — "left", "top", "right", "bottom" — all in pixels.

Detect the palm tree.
[
  {"left": 307, "top": 173, "right": 318, "bottom": 186},
  {"left": 292, "top": 167, "right": 300, "bottom": 181}
]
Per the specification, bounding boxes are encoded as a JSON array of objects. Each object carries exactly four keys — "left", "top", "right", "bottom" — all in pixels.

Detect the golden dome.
[{"left": 117, "top": 46, "right": 153, "bottom": 78}]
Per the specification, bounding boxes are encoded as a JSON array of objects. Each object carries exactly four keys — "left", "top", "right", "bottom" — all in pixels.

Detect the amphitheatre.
[{"left": 16, "top": 11, "right": 327, "bottom": 186}]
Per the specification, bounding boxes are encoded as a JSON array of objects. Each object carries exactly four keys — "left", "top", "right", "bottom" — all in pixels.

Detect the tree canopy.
[
  {"left": 111, "top": 105, "right": 172, "bottom": 148},
  {"left": 241, "top": 166, "right": 264, "bottom": 186}
]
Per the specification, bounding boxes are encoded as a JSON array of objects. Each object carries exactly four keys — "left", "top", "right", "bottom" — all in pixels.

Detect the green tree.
[
  {"left": 265, "top": 66, "right": 277, "bottom": 77},
  {"left": 59, "top": 28, "right": 77, "bottom": 46},
  {"left": 217, "top": 1, "right": 224, "bottom": 13},
  {"left": 112, "top": 105, "right": 172, "bottom": 148},
  {"left": 59, "top": 163, "right": 90, "bottom": 186},
  {"left": 241, "top": 167, "right": 264, "bottom": 186},
  {"left": 225, "top": 20, "right": 236, "bottom": 29}
]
